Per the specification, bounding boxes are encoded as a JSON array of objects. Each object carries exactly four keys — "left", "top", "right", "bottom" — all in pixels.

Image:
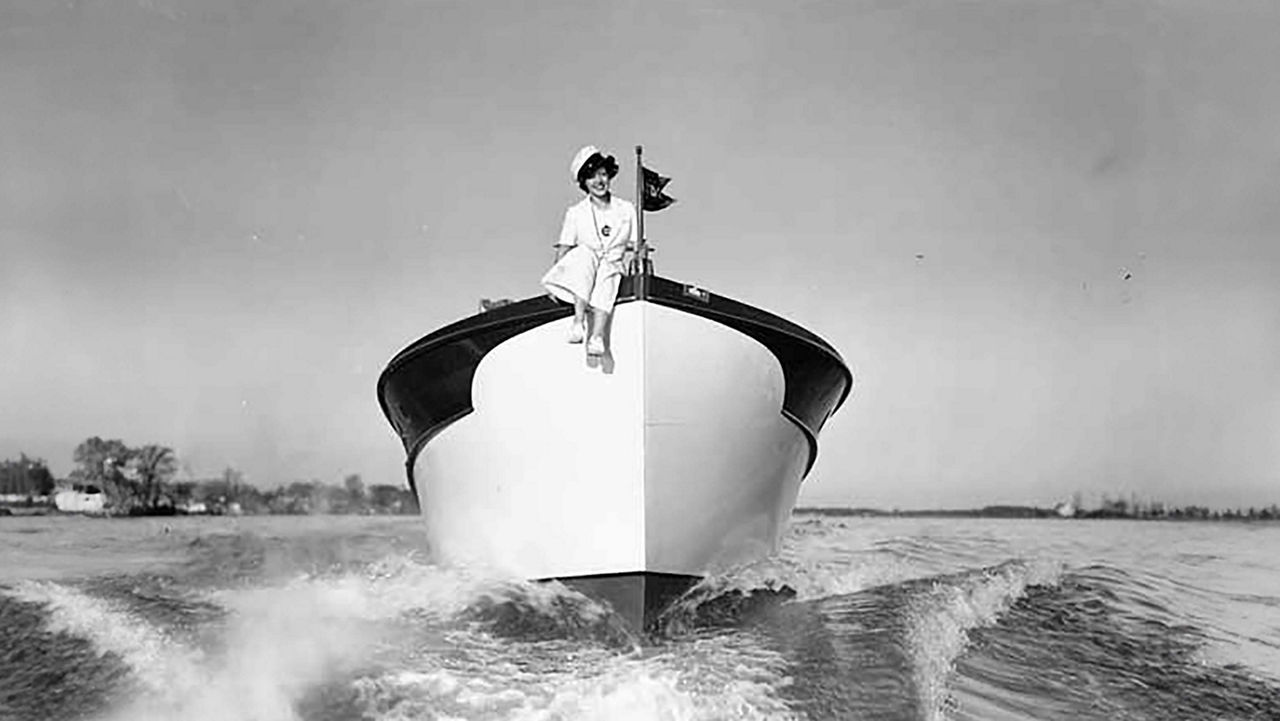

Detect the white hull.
[{"left": 414, "top": 301, "right": 809, "bottom": 580}]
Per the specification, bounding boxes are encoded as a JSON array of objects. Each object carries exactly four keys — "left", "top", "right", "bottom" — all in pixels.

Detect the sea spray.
[
  {"left": 137, "top": 557, "right": 543, "bottom": 720},
  {"left": 12, "top": 556, "right": 522, "bottom": 721},
  {"left": 8, "top": 580, "right": 205, "bottom": 695},
  {"left": 101, "top": 555, "right": 666, "bottom": 720},
  {"left": 662, "top": 546, "right": 920, "bottom": 614},
  {"left": 652, "top": 531, "right": 962, "bottom": 636},
  {"left": 0, "top": 586, "right": 137, "bottom": 720},
  {"left": 903, "top": 559, "right": 1064, "bottom": 720},
  {"left": 460, "top": 580, "right": 640, "bottom": 649},
  {"left": 660, "top": 557, "right": 1067, "bottom": 719},
  {"left": 348, "top": 629, "right": 798, "bottom": 720}
]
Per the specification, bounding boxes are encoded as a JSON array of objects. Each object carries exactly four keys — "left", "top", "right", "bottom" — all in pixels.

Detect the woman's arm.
[{"left": 552, "top": 206, "right": 576, "bottom": 261}]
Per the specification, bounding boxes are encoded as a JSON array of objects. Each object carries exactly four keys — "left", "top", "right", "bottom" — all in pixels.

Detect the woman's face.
[{"left": 584, "top": 167, "right": 612, "bottom": 199}]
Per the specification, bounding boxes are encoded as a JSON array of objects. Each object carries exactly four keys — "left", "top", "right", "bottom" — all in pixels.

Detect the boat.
[{"left": 376, "top": 152, "right": 852, "bottom": 633}]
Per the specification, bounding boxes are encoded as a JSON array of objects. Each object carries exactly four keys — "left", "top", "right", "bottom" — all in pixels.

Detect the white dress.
[{"left": 541, "top": 196, "right": 637, "bottom": 312}]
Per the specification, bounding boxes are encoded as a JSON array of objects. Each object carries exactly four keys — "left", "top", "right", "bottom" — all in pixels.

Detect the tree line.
[
  {"left": 0, "top": 437, "right": 416, "bottom": 516},
  {"left": 0, "top": 454, "right": 56, "bottom": 497},
  {"left": 1070, "top": 492, "right": 1280, "bottom": 521},
  {"left": 796, "top": 495, "right": 1280, "bottom": 522},
  {"left": 167, "top": 468, "right": 417, "bottom": 516}
]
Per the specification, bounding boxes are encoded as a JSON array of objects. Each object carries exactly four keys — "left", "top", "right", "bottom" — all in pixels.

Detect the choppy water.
[{"left": 2, "top": 514, "right": 1278, "bottom": 720}]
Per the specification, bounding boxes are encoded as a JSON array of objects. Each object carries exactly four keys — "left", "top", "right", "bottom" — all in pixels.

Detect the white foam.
[
  {"left": 8, "top": 580, "right": 205, "bottom": 694},
  {"left": 19, "top": 556, "right": 521, "bottom": 721},
  {"left": 151, "top": 559, "right": 530, "bottom": 720},
  {"left": 351, "top": 630, "right": 797, "bottom": 720},
  {"left": 687, "top": 540, "right": 934, "bottom": 606}
]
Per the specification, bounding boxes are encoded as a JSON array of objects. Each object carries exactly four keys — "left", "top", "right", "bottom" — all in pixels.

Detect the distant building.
[
  {"left": 54, "top": 484, "right": 106, "bottom": 514},
  {"left": 0, "top": 493, "right": 51, "bottom": 508},
  {"left": 1054, "top": 500, "right": 1076, "bottom": 518}
]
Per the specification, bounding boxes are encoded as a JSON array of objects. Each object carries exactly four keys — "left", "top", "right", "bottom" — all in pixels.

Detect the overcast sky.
[{"left": 2, "top": 0, "right": 1278, "bottom": 509}]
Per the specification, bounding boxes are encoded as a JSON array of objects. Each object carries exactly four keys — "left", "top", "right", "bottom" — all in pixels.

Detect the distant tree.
[
  {"left": 1096, "top": 493, "right": 1130, "bottom": 518},
  {"left": 202, "top": 467, "right": 251, "bottom": 513},
  {"left": 0, "top": 454, "right": 56, "bottom": 497},
  {"left": 222, "top": 466, "right": 243, "bottom": 491},
  {"left": 289, "top": 481, "right": 319, "bottom": 502},
  {"left": 309, "top": 483, "right": 349, "bottom": 514},
  {"left": 344, "top": 474, "right": 365, "bottom": 508},
  {"left": 369, "top": 484, "right": 413, "bottom": 514},
  {"left": 223, "top": 467, "right": 246, "bottom": 505},
  {"left": 271, "top": 480, "right": 320, "bottom": 514},
  {"left": 187, "top": 469, "right": 246, "bottom": 513},
  {"left": 236, "top": 484, "right": 268, "bottom": 515},
  {"left": 72, "top": 437, "right": 130, "bottom": 485},
  {"left": 170, "top": 481, "right": 198, "bottom": 507},
  {"left": 72, "top": 437, "right": 138, "bottom": 509},
  {"left": 194, "top": 478, "right": 228, "bottom": 503},
  {"left": 133, "top": 445, "right": 178, "bottom": 510},
  {"left": 283, "top": 481, "right": 312, "bottom": 497}
]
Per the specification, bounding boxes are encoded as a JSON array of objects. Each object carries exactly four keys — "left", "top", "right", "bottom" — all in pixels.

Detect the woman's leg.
[
  {"left": 588, "top": 308, "right": 609, "bottom": 342},
  {"left": 542, "top": 247, "right": 595, "bottom": 343},
  {"left": 569, "top": 297, "right": 587, "bottom": 343},
  {"left": 585, "top": 308, "right": 608, "bottom": 355},
  {"left": 585, "top": 269, "right": 620, "bottom": 354}
]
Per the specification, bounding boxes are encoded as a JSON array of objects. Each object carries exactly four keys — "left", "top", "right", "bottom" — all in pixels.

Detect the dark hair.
[{"left": 576, "top": 153, "right": 619, "bottom": 192}]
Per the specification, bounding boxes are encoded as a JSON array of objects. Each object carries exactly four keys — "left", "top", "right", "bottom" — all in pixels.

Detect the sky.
[{"left": 2, "top": 0, "right": 1278, "bottom": 509}]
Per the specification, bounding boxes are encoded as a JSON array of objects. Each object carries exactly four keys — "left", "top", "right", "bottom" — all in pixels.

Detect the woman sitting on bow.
[{"left": 541, "top": 145, "right": 638, "bottom": 357}]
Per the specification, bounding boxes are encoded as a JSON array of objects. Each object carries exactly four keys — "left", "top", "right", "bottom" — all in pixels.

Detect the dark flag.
[{"left": 641, "top": 166, "right": 676, "bottom": 212}]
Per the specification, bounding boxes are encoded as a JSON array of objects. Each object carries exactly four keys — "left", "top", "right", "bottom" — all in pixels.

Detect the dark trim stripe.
[{"left": 375, "top": 274, "right": 852, "bottom": 496}]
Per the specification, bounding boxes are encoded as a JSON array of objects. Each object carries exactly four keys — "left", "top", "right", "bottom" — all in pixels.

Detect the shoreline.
[
  {"left": 7, "top": 504, "right": 1279, "bottom": 523},
  {"left": 794, "top": 506, "right": 1280, "bottom": 522}
]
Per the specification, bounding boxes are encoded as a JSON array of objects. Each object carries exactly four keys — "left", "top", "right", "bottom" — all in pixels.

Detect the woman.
[{"left": 541, "top": 145, "right": 638, "bottom": 356}]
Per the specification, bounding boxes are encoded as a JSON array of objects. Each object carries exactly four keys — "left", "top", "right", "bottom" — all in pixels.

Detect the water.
[{"left": 2, "top": 514, "right": 1278, "bottom": 720}]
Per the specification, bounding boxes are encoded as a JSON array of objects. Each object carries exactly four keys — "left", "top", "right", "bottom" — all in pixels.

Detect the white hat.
[{"left": 569, "top": 145, "right": 617, "bottom": 183}]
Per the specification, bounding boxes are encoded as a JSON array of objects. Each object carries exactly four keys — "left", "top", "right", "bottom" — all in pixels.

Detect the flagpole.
[{"left": 634, "top": 144, "right": 649, "bottom": 299}]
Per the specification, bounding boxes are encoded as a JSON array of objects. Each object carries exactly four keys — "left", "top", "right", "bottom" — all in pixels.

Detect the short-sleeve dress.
[{"left": 541, "top": 196, "right": 637, "bottom": 311}]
